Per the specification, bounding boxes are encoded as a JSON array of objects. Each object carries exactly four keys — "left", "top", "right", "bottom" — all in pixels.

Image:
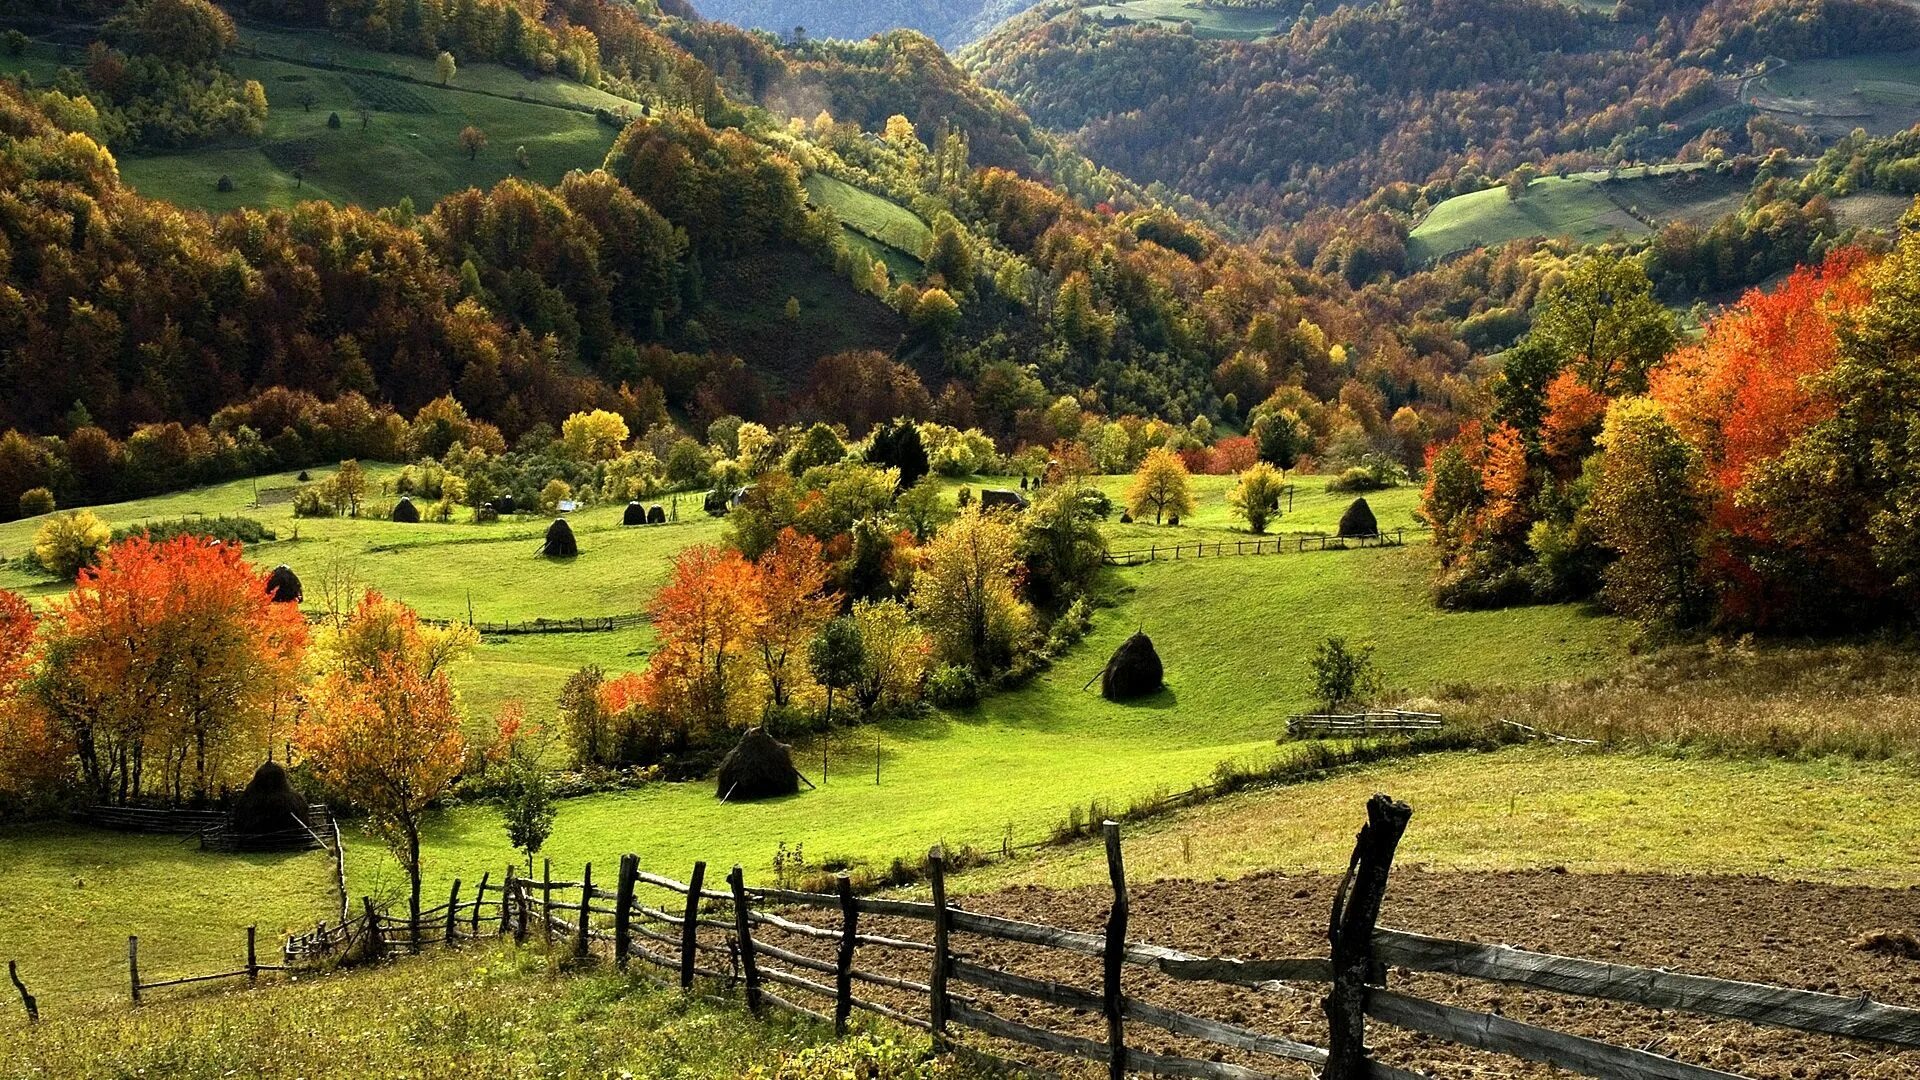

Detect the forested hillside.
[{"left": 964, "top": 0, "right": 1920, "bottom": 226}]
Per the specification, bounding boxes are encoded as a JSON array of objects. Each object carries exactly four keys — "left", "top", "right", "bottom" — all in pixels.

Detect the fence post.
[
  {"left": 681, "top": 861, "right": 707, "bottom": 990},
  {"left": 515, "top": 874, "right": 531, "bottom": 946},
  {"left": 472, "top": 871, "right": 490, "bottom": 938},
  {"left": 445, "top": 879, "right": 462, "bottom": 945},
  {"left": 127, "top": 936, "right": 140, "bottom": 1005},
  {"left": 362, "top": 895, "right": 384, "bottom": 959},
  {"left": 332, "top": 819, "right": 348, "bottom": 924},
  {"left": 500, "top": 867, "right": 516, "bottom": 937},
  {"left": 834, "top": 874, "right": 858, "bottom": 1036},
  {"left": 1321, "top": 794, "right": 1413, "bottom": 1080},
  {"left": 9, "top": 960, "right": 37, "bottom": 1023},
  {"left": 727, "top": 865, "right": 761, "bottom": 1014},
  {"left": 575, "top": 862, "right": 593, "bottom": 959},
  {"left": 614, "top": 854, "right": 638, "bottom": 970},
  {"left": 928, "top": 845, "right": 951, "bottom": 1040},
  {"left": 1102, "top": 821, "right": 1128, "bottom": 1080},
  {"left": 246, "top": 925, "right": 258, "bottom": 985},
  {"left": 543, "top": 858, "right": 554, "bottom": 946}
]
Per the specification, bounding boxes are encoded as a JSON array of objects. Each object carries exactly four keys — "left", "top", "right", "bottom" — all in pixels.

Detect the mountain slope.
[{"left": 686, "top": 0, "right": 1041, "bottom": 47}]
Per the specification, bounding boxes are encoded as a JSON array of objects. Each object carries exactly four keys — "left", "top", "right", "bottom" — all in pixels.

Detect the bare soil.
[{"left": 724, "top": 869, "right": 1920, "bottom": 1078}]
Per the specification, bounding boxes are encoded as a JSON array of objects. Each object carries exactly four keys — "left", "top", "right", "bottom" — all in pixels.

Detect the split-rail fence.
[{"left": 229, "top": 798, "right": 1920, "bottom": 1078}]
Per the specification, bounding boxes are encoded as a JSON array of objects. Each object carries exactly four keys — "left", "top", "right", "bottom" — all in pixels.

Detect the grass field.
[
  {"left": 377, "top": 541, "right": 1626, "bottom": 908},
  {"left": 0, "top": 27, "right": 627, "bottom": 214},
  {"left": 0, "top": 826, "right": 337, "bottom": 1014},
  {"left": 1409, "top": 175, "right": 1654, "bottom": 264},
  {"left": 1752, "top": 50, "right": 1920, "bottom": 138},
  {"left": 1078, "top": 0, "right": 1291, "bottom": 40},
  {"left": 961, "top": 744, "right": 1920, "bottom": 892},
  {"left": 802, "top": 172, "right": 931, "bottom": 274},
  {"left": 0, "top": 943, "right": 920, "bottom": 1074}
]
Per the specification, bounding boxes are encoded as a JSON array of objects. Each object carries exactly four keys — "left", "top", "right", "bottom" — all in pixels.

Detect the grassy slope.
[
  {"left": 0, "top": 944, "right": 927, "bottom": 1074},
  {"left": 1752, "top": 49, "right": 1920, "bottom": 137},
  {"left": 386, "top": 541, "right": 1625, "bottom": 903},
  {"left": 957, "top": 744, "right": 1920, "bottom": 892},
  {"left": 1409, "top": 175, "right": 1653, "bottom": 264},
  {"left": 0, "top": 826, "right": 337, "bottom": 1013},
  {"left": 1077, "top": 0, "right": 1290, "bottom": 40},
  {"left": 802, "top": 172, "right": 932, "bottom": 263},
  {"left": 0, "top": 28, "right": 628, "bottom": 214}
]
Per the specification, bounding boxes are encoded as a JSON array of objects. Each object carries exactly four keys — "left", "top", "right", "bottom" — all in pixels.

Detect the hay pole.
[
  {"left": 9, "top": 960, "right": 37, "bottom": 1023},
  {"left": 835, "top": 874, "right": 858, "bottom": 1035},
  {"left": 928, "top": 845, "right": 952, "bottom": 1041},
  {"left": 576, "top": 863, "right": 593, "bottom": 958},
  {"left": 681, "top": 861, "right": 707, "bottom": 989},
  {"left": 728, "top": 865, "right": 762, "bottom": 1014}
]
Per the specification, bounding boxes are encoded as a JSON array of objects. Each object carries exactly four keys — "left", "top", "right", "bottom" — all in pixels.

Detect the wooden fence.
[
  {"left": 1285, "top": 711, "right": 1443, "bottom": 738},
  {"left": 258, "top": 798, "right": 1920, "bottom": 1078},
  {"left": 416, "top": 613, "right": 647, "bottom": 635},
  {"left": 77, "top": 803, "right": 336, "bottom": 853},
  {"left": 1105, "top": 529, "right": 1405, "bottom": 566},
  {"left": 127, "top": 927, "right": 284, "bottom": 1004}
]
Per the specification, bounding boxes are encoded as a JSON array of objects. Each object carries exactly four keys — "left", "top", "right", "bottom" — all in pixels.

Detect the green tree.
[
  {"left": 1016, "top": 484, "right": 1108, "bottom": 609},
  {"left": 497, "top": 725, "right": 556, "bottom": 875},
  {"left": 1586, "top": 398, "right": 1708, "bottom": 627},
  {"left": 1308, "top": 636, "right": 1379, "bottom": 714},
  {"left": 1250, "top": 408, "right": 1307, "bottom": 471},
  {"left": 911, "top": 508, "right": 1033, "bottom": 673},
  {"left": 1529, "top": 254, "right": 1678, "bottom": 396},
  {"left": 1229, "top": 462, "right": 1288, "bottom": 533},
  {"left": 807, "top": 616, "right": 865, "bottom": 781}
]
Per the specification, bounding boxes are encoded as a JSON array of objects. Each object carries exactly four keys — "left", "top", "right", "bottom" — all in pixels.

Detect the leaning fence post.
[
  {"left": 575, "top": 862, "right": 593, "bottom": 959},
  {"left": 681, "top": 861, "right": 707, "bottom": 990},
  {"left": 8, "top": 960, "right": 36, "bottom": 1023},
  {"left": 1102, "top": 821, "right": 1128, "bottom": 1080},
  {"left": 928, "top": 845, "right": 951, "bottom": 1040},
  {"left": 246, "top": 925, "right": 259, "bottom": 985},
  {"left": 835, "top": 874, "right": 858, "bottom": 1035},
  {"left": 472, "top": 871, "right": 489, "bottom": 937},
  {"left": 127, "top": 936, "right": 140, "bottom": 1005},
  {"left": 1321, "top": 793, "right": 1413, "bottom": 1080},
  {"left": 515, "top": 874, "right": 531, "bottom": 946},
  {"left": 445, "top": 879, "right": 462, "bottom": 945},
  {"left": 614, "top": 854, "right": 638, "bottom": 970},
  {"left": 727, "top": 865, "right": 761, "bottom": 1014}
]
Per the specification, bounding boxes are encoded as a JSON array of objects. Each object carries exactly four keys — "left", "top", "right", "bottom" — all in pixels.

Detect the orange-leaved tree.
[
  {"left": 643, "top": 545, "right": 765, "bottom": 742},
  {"left": 36, "top": 535, "right": 307, "bottom": 804},
  {"left": 751, "top": 529, "right": 837, "bottom": 713},
  {"left": 299, "top": 591, "right": 472, "bottom": 947},
  {"left": 0, "top": 589, "right": 63, "bottom": 804}
]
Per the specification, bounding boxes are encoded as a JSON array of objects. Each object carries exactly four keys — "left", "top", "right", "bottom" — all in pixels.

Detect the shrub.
[
  {"left": 1325, "top": 454, "right": 1409, "bottom": 493},
  {"left": 17, "top": 487, "right": 54, "bottom": 517},
  {"left": 292, "top": 486, "right": 328, "bottom": 518},
  {"left": 35, "top": 510, "right": 112, "bottom": 579},
  {"left": 114, "top": 515, "right": 274, "bottom": 546},
  {"left": 927, "top": 664, "right": 981, "bottom": 708},
  {"left": 1308, "top": 636, "right": 1380, "bottom": 713}
]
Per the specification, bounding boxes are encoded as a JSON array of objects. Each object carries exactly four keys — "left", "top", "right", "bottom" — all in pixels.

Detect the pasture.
[
  {"left": 382, "top": 541, "right": 1628, "bottom": 908},
  {"left": 802, "top": 172, "right": 931, "bottom": 277},
  {"left": 1078, "top": 0, "right": 1293, "bottom": 40},
  {"left": 1751, "top": 50, "right": 1920, "bottom": 139}
]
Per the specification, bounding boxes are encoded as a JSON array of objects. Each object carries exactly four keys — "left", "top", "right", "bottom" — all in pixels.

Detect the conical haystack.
[
  {"left": 543, "top": 517, "right": 578, "bottom": 557},
  {"left": 1337, "top": 497, "right": 1377, "bottom": 538},
  {"left": 715, "top": 728, "right": 801, "bottom": 801},
  {"left": 264, "top": 564, "right": 302, "bottom": 604},
  {"left": 1101, "top": 631, "right": 1164, "bottom": 701}
]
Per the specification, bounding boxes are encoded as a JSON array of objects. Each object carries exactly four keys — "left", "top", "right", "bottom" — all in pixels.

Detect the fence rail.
[
  {"left": 416, "top": 613, "right": 647, "bottom": 635},
  {"left": 1105, "top": 529, "right": 1405, "bottom": 566},
  {"left": 112, "top": 798, "right": 1919, "bottom": 1078},
  {"left": 1285, "top": 710, "right": 1443, "bottom": 738}
]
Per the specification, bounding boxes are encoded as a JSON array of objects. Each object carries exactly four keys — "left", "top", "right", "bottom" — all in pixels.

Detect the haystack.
[
  {"left": 391, "top": 496, "right": 420, "bottom": 523},
  {"left": 494, "top": 494, "right": 517, "bottom": 515},
  {"left": 1101, "top": 631, "right": 1163, "bottom": 701},
  {"left": 1337, "top": 497, "right": 1377, "bottom": 538},
  {"left": 623, "top": 500, "right": 647, "bottom": 525},
  {"left": 265, "top": 564, "right": 303, "bottom": 604},
  {"left": 715, "top": 728, "right": 801, "bottom": 801},
  {"left": 229, "top": 760, "right": 310, "bottom": 847},
  {"left": 646, "top": 504, "right": 666, "bottom": 525},
  {"left": 981, "top": 488, "right": 1030, "bottom": 511},
  {"left": 543, "top": 517, "right": 578, "bottom": 557}
]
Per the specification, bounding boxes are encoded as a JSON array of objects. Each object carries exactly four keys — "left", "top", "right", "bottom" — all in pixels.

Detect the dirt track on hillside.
[{"left": 765, "top": 869, "right": 1920, "bottom": 1078}]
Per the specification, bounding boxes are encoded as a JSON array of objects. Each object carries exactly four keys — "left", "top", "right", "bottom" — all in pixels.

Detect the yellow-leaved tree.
[
  {"left": 1127, "top": 447, "right": 1195, "bottom": 525},
  {"left": 910, "top": 508, "right": 1033, "bottom": 673}
]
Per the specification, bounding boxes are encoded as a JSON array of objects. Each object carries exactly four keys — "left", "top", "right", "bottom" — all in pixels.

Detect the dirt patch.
[{"left": 738, "top": 870, "right": 1920, "bottom": 1078}]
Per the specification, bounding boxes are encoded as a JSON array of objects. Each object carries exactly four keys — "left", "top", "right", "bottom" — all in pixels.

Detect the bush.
[
  {"left": 1325, "top": 454, "right": 1409, "bottom": 493},
  {"left": 1077, "top": 487, "right": 1113, "bottom": 519},
  {"left": 1432, "top": 551, "right": 1538, "bottom": 610},
  {"left": 114, "top": 515, "right": 274, "bottom": 546},
  {"left": 35, "top": 511, "right": 112, "bottom": 580},
  {"left": 292, "top": 486, "right": 328, "bottom": 518},
  {"left": 17, "top": 487, "right": 54, "bottom": 517},
  {"left": 1308, "top": 636, "right": 1380, "bottom": 713},
  {"left": 927, "top": 664, "right": 981, "bottom": 708}
]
